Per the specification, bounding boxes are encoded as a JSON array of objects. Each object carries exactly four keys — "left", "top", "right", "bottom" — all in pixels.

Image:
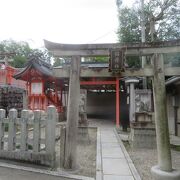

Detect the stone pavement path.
[{"left": 97, "top": 126, "right": 141, "bottom": 180}]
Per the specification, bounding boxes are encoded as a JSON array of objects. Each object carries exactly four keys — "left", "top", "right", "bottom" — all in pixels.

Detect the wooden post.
[
  {"left": 33, "top": 110, "right": 41, "bottom": 153},
  {"left": 0, "top": 109, "right": 5, "bottom": 150},
  {"left": 64, "top": 56, "right": 80, "bottom": 169},
  {"left": 20, "top": 110, "right": 29, "bottom": 151},
  {"left": 152, "top": 54, "right": 172, "bottom": 171},
  {"left": 8, "top": 109, "right": 17, "bottom": 151},
  {"left": 116, "top": 78, "right": 120, "bottom": 127}
]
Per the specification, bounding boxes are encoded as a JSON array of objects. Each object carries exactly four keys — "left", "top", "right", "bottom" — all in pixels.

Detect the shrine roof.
[
  {"left": 166, "top": 76, "right": 180, "bottom": 86},
  {"left": 13, "top": 58, "right": 53, "bottom": 80}
]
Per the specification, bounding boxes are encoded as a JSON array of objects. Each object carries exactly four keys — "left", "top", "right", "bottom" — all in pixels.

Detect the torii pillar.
[
  {"left": 64, "top": 56, "right": 81, "bottom": 169},
  {"left": 151, "top": 54, "right": 180, "bottom": 180}
]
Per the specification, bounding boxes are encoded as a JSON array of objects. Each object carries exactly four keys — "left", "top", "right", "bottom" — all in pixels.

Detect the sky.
[{"left": 0, "top": 0, "right": 133, "bottom": 48}]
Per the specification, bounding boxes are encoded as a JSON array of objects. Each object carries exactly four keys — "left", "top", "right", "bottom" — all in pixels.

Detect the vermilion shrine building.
[{"left": 13, "top": 57, "right": 66, "bottom": 113}]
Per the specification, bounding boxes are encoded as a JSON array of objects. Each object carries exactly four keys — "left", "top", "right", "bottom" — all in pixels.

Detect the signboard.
[
  {"left": 109, "top": 49, "right": 125, "bottom": 71},
  {"left": 31, "top": 82, "right": 43, "bottom": 94}
]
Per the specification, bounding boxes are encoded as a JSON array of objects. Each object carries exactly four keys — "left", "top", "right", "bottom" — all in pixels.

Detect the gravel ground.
[
  {"left": 124, "top": 141, "right": 180, "bottom": 180},
  {"left": 56, "top": 127, "right": 97, "bottom": 178},
  {"left": 75, "top": 128, "right": 97, "bottom": 177}
]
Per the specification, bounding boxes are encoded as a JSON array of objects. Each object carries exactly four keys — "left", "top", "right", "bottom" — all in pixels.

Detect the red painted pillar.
[{"left": 116, "top": 78, "right": 120, "bottom": 127}]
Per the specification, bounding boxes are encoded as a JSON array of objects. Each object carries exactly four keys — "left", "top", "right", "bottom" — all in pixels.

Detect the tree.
[
  {"left": 116, "top": 0, "right": 180, "bottom": 42},
  {"left": 0, "top": 40, "right": 31, "bottom": 68},
  {"left": 0, "top": 40, "right": 52, "bottom": 68},
  {"left": 117, "top": 7, "right": 141, "bottom": 43},
  {"left": 116, "top": 0, "right": 180, "bottom": 67},
  {"left": 53, "top": 57, "right": 66, "bottom": 67}
]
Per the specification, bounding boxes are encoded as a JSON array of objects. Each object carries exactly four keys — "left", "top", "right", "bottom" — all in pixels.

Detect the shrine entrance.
[
  {"left": 44, "top": 39, "right": 180, "bottom": 178},
  {"left": 81, "top": 77, "right": 120, "bottom": 126}
]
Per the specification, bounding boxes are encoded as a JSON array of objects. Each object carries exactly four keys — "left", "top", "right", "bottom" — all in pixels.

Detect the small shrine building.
[{"left": 13, "top": 57, "right": 66, "bottom": 113}]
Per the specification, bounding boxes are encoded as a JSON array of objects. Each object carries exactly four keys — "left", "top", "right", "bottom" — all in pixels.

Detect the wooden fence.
[{"left": 0, "top": 105, "right": 56, "bottom": 167}]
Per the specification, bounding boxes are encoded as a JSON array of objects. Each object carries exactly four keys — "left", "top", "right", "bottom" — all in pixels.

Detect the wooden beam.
[
  {"left": 53, "top": 67, "right": 180, "bottom": 78},
  {"left": 48, "top": 47, "right": 180, "bottom": 57},
  {"left": 44, "top": 39, "right": 180, "bottom": 57},
  {"left": 50, "top": 50, "right": 108, "bottom": 57},
  {"left": 44, "top": 39, "right": 180, "bottom": 51},
  {"left": 126, "top": 46, "right": 180, "bottom": 56},
  {"left": 53, "top": 67, "right": 153, "bottom": 78}
]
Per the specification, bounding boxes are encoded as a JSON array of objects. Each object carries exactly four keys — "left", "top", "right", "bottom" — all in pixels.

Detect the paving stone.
[
  {"left": 104, "top": 175, "right": 134, "bottom": 180},
  {"left": 103, "top": 158, "right": 132, "bottom": 176},
  {"left": 101, "top": 142, "right": 120, "bottom": 148},
  {"left": 101, "top": 136, "right": 118, "bottom": 143},
  {"left": 102, "top": 147, "right": 124, "bottom": 158}
]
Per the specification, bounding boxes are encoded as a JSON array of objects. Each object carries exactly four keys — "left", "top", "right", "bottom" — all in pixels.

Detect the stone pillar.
[
  {"left": 151, "top": 54, "right": 180, "bottom": 180},
  {"left": 125, "top": 78, "right": 139, "bottom": 122},
  {"left": 64, "top": 56, "right": 81, "bottom": 170}
]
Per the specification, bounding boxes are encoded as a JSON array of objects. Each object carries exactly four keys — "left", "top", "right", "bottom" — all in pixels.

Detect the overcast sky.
[{"left": 0, "top": 0, "right": 133, "bottom": 48}]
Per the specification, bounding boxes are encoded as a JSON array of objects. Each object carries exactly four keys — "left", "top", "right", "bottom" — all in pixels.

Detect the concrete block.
[
  {"left": 130, "top": 128, "right": 156, "bottom": 148},
  {"left": 151, "top": 165, "right": 180, "bottom": 180}
]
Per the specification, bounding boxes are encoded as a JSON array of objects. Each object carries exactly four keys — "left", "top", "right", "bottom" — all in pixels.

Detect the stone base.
[
  {"left": 129, "top": 126, "right": 156, "bottom": 148},
  {"left": 78, "top": 127, "right": 90, "bottom": 143},
  {"left": 151, "top": 165, "right": 180, "bottom": 180}
]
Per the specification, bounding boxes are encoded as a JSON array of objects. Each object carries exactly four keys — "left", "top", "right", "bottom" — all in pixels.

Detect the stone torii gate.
[{"left": 45, "top": 39, "right": 180, "bottom": 179}]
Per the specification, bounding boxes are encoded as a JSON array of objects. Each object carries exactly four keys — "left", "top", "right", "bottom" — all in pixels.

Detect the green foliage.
[
  {"left": 164, "top": 53, "right": 180, "bottom": 66},
  {"left": 116, "top": 0, "right": 180, "bottom": 42},
  {"left": 117, "top": 7, "right": 141, "bottom": 43},
  {"left": 53, "top": 58, "right": 65, "bottom": 67},
  {"left": 0, "top": 39, "right": 52, "bottom": 68},
  {"left": 126, "top": 56, "right": 141, "bottom": 68},
  {"left": 53, "top": 56, "right": 109, "bottom": 65},
  {"left": 10, "top": 55, "right": 27, "bottom": 68},
  {"left": 84, "top": 56, "right": 108, "bottom": 63},
  {"left": 116, "top": 0, "right": 180, "bottom": 67}
]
